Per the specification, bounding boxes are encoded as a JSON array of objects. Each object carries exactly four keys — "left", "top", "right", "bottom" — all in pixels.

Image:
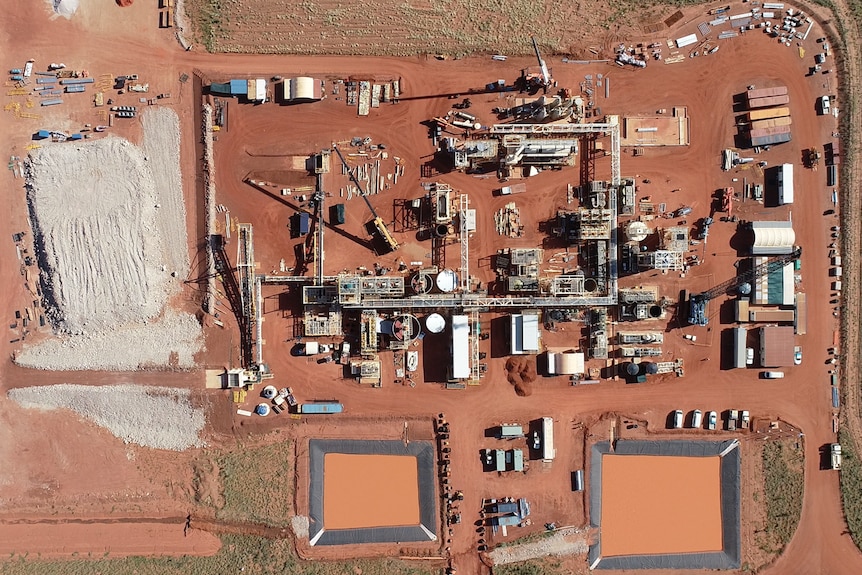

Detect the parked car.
[
  {"left": 794, "top": 346, "right": 802, "bottom": 365},
  {"left": 746, "top": 348, "right": 754, "bottom": 365},
  {"left": 707, "top": 411, "right": 718, "bottom": 430},
  {"left": 691, "top": 409, "right": 703, "bottom": 429},
  {"left": 673, "top": 410, "right": 684, "bottom": 429},
  {"left": 763, "top": 371, "right": 785, "bottom": 379}
]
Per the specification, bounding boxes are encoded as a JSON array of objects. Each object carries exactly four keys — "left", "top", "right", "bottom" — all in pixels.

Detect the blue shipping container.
[
  {"left": 229, "top": 79, "right": 247, "bottom": 95},
  {"left": 35, "top": 130, "right": 50, "bottom": 139},
  {"left": 298, "top": 212, "right": 310, "bottom": 235},
  {"left": 300, "top": 402, "right": 343, "bottom": 414}
]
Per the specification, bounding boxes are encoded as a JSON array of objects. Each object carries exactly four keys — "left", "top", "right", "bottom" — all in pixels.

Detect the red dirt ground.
[
  {"left": 600, "top": 455, "right": 722, "bottom": 556},
  {"left": 0, "top": 0, "right": 860, "bottom": 573},
  {"left": 323, "top": 454, "right": 419, "bottom": 529}
]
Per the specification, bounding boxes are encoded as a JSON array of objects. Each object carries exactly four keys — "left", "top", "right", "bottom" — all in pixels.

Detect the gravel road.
[{"left": 8, "top": 383, "right": 205, "bottom": 451}]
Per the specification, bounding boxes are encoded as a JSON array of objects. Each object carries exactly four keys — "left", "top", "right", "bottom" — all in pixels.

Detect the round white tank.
[
  {"left": 436, "top": 269, "right": 458, "bottom": 292},
  {"left": 626, "top": 221, "right": 650, "bottom": 242},
  {"left": 426, "top": 313, "right": 446, "bottom": 334}
]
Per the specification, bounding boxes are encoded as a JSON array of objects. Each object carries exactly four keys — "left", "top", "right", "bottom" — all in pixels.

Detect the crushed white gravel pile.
[
  {"left": 8, "top": 384, "right": 206, "bottom": 451},
  {"left": 489, "top": 528, "right": 588, "bottom": 565},
  {"left": 21, "top": 108, "right": 202, "bottom": 371},
  {"left": 26, "top": 136, "right": 168, "bottom": 335},
  {"left": 14, "top": 310, "right": 203, "bottom": 371}
]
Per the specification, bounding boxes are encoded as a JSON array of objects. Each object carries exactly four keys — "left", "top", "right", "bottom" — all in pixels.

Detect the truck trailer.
[{"left": 299, "top": 402, "right": 344, "bottom": 414}]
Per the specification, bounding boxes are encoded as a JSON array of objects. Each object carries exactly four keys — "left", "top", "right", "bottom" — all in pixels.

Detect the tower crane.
[{"left": 687, "top": 247, "right": 801, "bottom": 326}]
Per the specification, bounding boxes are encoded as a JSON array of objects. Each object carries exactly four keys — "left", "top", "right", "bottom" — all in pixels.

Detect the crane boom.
[
  {"left": 331, "top": 144, "right": 378, "bottom": 219},
  {"left": 331, "top": 144, "right": 399, "bottom": 253},
  {"left": 531, "top": 36, "right": 551, "bottom": 88},
  {"left": 687, "top": 247, "right": 802, "bottom": 326}
]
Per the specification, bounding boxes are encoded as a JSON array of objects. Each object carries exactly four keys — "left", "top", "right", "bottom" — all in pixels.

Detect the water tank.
[
  {"left": 255, "top": 403, "right": 271, "bottom": 416},
  {"left": 583, "top": 278, "right": 598, "bottom": 293},
  {"left": 738, "top": 282, "right": 752, "bottom": 295},
  {"left": 626, "top": 221, "right": 650, "bottom": 242},
  {"left": 625, "top": 362, "right": 640, "bottom": 376},
  {"left": 262, "top": 385, "right": 277, "bottom": 399},
  {"left": 436, "top": 269, "right": 458, "bottom": 292},
  {"left": 426, "top": 313, "right": 446, "bottom": 334},
  {"left": 434, "top": 223, "right": 451, "bottom": 237},
  {"left": 648, "top": 305, "right": 662, "bottom": 318},
  {"left": 644, "top": 362, "right": 659, "bottom": 375}
]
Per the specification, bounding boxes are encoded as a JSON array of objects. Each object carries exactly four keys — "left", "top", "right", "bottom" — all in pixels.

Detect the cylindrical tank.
[
  {"left": 436, "top": 269, "right": 458, "bottom": 292},
  {"left": 626, "top": 221, "right": 650, "bottom": 242},
  {"left": 434, "top": 223, "right": 450, "bottom": 237},
  {"left": 649, "top": 305, "right": 662, "bottom": 318},
  {"left": 255, "top": 403, "right": 271, "bottom": 416},
  {"left": 644, "top": 362, "right": 659, "bottom": 375},
  {"left": 426, "top": 313, "right": 446, "bottom": 334},
  {"left": 262, "top": 385, "right": 277, "bottom": 399},
  {"left": 411, "top": 273, "right": 432, "bottom": 294},
  {"left": 584, "top": 278, "right": 598, "bottom": 293}
]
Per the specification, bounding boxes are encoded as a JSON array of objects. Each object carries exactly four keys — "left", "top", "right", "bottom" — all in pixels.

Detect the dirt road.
[{"left": 0, "top": 0, "right": 861, "bottom": 572}]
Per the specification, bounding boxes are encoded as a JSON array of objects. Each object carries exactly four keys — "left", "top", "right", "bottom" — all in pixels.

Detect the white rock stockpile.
[
  {"left": 8, "top": 384, "right": 206, "bottom": 451},
  {"left": 21, "top": 108, "right": 202, "bottom": 371}
]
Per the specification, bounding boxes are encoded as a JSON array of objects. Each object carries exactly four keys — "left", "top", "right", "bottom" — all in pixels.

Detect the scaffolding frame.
[{"left": 460, "top": 194, "right": 470, "bottom": 292}]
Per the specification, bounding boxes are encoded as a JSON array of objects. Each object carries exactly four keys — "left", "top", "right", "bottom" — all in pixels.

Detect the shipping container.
[
  {"left": 572, "top": 469, "right": 585, "bottom": 492},
  {"left": 64, "top": 85, "right": 86, "bottom": 93},
  {"left": 40, "top": 99, "right": 63, "bottom": 106},
  {"left": 331, "top": 203, "right": 345, "bottom": 225},
  {"left": 35, "top": 130, "right": 50, "bottom": 139},
  {"left": 747, "top": 94, "right": 790, "bottom": 108},
  {"left": 827, "top": 164, "right": 838, "bottom": 186},
  {"left": 749, "top": 116, "right": 792, "bottom": 131},
  {"left": 59, "top": 77, "right": 95, "bottom": 85},
  {"left": 299, "top": 402, "right": 343, "bottom": 414},
  {"left": 746, "top": 85, "right": 788, "bottom": 99},
  {"left": 749, "top": 125, "right": 792, "bottom": 139},
  {"left": 748, "top": 309, "right": 795, "bottom": 322},
  {"left": 298, "top": 212, "right": 310, "bottom": 235},
  {"left": 750, "top": 132, "right": 792, "bottom": 147},
  {"left": 746, "top": 106, "right": 791, "bottom": 121},
  {"left": 36, "top": 77, "right": 55, "bottom": 85}
]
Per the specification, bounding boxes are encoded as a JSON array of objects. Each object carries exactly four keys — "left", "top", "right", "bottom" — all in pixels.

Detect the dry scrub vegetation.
[{"left": 183, "top": 0, "right": 704, "bottom": 56}]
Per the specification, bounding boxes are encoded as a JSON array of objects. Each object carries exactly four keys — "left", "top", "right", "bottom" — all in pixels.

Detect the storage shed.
[
  {"left": 284, "top": 77, "right": 323, "bottom": 102},
  {"left": 750, "top": 221, "right": 796, "bottom": 255}
]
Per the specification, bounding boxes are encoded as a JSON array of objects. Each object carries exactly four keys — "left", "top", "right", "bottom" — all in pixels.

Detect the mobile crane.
[
  {"left": 331, "top": 145, "right": 400, "bottom": 253},
  {"left": 687, "top": 247, "right": 802, "bottom": 326}
]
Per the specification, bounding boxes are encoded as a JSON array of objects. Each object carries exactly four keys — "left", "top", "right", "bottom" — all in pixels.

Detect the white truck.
[
  {"left": 831, "top": 443, "right": 842, "bottom": 470},
  {"left": 499, "top": 183, "right": 527, "bottom": 195}
]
